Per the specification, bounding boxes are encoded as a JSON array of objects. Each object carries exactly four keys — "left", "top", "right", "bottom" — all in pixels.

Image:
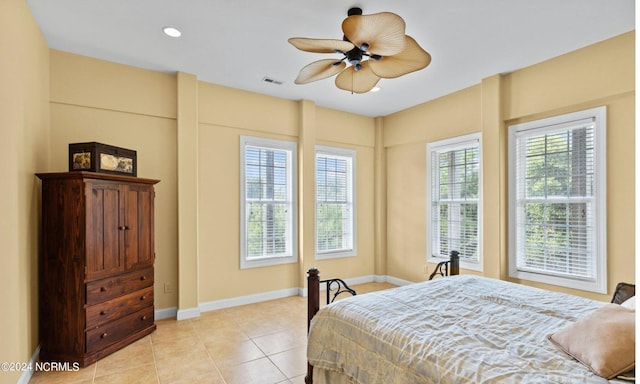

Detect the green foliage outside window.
[{"left": 519, "top": 128, "right": 592, "bottom": 277}]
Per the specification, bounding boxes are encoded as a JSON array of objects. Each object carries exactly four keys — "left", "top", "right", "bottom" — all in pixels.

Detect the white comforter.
[{"left": 308, "top": 275, "right": 610, "bottom": 384}]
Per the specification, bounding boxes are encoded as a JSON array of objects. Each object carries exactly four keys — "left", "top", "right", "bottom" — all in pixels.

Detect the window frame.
[
  {"left": 507, "top": 106, "right": 607, "bottom": 293},
  {"left": 426, "top": 133, "right": 482, "bottom": 272},
  {"left": 315, "top": 145, "right": 357, "bottom": 260},
  {"left": 240, "top": 136, "right": 298, "bottom": 269}
]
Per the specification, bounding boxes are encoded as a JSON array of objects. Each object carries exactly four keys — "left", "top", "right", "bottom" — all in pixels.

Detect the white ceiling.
[{"left": 26, "top": 0, "right": 635, "bottom": 117}]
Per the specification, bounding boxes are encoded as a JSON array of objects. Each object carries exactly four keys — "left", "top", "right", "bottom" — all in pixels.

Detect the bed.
[{"left": 305, "top": 270, "right": 635, "bottom": 384}]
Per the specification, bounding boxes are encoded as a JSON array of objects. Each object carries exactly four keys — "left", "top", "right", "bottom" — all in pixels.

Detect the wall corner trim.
[
  {"left": 155, "top": 306, "right": 178, "bottom": 320},
  {"left": 176, "top": 307, "right": 201, "bottom": 321}
]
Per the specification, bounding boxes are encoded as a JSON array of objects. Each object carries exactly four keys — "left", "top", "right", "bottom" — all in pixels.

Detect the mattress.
[{"left": 307, "top": 275, "right": 611, "bottom": 384}]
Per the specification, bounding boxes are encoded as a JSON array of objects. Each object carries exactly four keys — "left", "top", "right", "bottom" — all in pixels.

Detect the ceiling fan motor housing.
[{"left": 347, "top": 47, "right": 363, "bottom": 66}]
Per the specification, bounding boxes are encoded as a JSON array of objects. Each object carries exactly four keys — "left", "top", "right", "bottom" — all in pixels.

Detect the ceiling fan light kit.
[{"left": 289, "top": 7, "right": 431, "bottom": 93}]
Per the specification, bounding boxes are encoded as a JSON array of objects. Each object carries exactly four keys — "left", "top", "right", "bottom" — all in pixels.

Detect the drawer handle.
[
  {"left": 140, "top": 276, "right": 147, "bottom": 281},
  {"left": 100, "top": 287, "right": 107, "bottom": 292},
  {"left": 118, "top": 226, "right": 125, "bottom": 230},
  {"left": 141, "top": 315, "right": 147, "bottom": 321},
  {"left": 100, "top": 310, "right": 107, "bottom": 316},
  {"left": 101, "top": 332, "right": 108, "bottom": 339},
  {"left": 141, "top": 296, "right": 147, "bottom": 300}
]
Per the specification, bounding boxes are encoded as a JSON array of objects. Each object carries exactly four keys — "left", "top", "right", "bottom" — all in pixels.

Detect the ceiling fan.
[{"left": 288, "top": 7, "right": 431, "bottom": 94}]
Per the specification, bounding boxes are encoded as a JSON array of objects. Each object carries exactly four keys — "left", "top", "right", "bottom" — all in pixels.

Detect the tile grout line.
[
  {"left": 249, "top": 328, "right": 301, "bottom": 382},
  {"left": 218, "top": 308, "right": 295, "bottom": 383},
  {"left": 90, "top": 360, "right": 97, "bottom": 384},
  {"left": 149, "top": 335, "right": 160, "bottom": 384},
  {"left": 188, "top": 318, "right": 229, "bottom": 384}
]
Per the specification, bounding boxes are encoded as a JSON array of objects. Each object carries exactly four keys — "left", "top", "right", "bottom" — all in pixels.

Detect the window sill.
[
  {"left": 315, "top": 251, "right": 356, "bottom": 260},
  {"left": 240, "top": 255, "right": 297, "bottom": 269},
  {"left": 508, "top": 268, "right": 607, "bottom": 294}
]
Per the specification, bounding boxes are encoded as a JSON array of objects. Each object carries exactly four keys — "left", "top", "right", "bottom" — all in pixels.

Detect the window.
[
  {"left": 240, "top": 136, "right": 297, "bottom": 269},
  {"left": 315, "top": 146, "right": 356, "bottom": 259},
  {"left": 426, "top": 133, "right": 482, "bottom": 271},
  {"left": 508, "top": 106, "right": 606, "bottom": 293}
]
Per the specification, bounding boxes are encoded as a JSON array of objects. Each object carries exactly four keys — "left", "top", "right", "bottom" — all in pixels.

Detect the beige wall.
[
  {"left": 384, "top": 31, "right": 635, "bottom": 301},
  {"left": 0, "top": 1, "right": 50, "bottom": 383},
  {"left": 196, "top": 83, "right": 377, "bottom": 304},
  {"left": 384, "top": 86, "right": 482, "bottom": 281},
  {"left": 49, "top": 50, "right": 180, "bottom": 311}
]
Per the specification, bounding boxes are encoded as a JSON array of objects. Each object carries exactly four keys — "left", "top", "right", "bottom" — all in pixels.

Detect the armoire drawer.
[
  {"left": 85, "top": 306, "right": 154, "bottom": 354},
  {"left": 86, "top": 286, "right": 153, "bottom": 329},
  {"left": 86, "top": 267, "right": 154, "bottom": 305}
]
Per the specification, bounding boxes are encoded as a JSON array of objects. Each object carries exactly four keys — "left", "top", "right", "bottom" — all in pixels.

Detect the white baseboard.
[
  {"left": 199, "top": 287, "right": 299, "bottom": 313},
  {"left": 312, "top": 273, "right": 413, "bottom": 288},
  {"left": 331, "top": 274, "right": 416, "bottom": 287},
  {"left": 161, "top": 274, "right": 411, "bottom": 321},
  {"left": 155, "top": 306, "right": 177, "bottom": 320},
  {"left": 176, "top": 307, "right": 200, "bottom": 321},
  {"left": 17, "top": 345, "right": 40, "bottom": 384},
  {"left": 373, "top": 274, "right": 387, "bottom": 283},
  {"left": 342, "top": 274, "right": 375, "bottom": 286},
  {"left": 385, "top": 275, "right": 414, "bottom": 286}
]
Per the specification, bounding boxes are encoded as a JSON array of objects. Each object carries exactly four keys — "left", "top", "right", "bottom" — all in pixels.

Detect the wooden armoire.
[{"left": 36, "top": 172, "right": 160, "bottom": 366}]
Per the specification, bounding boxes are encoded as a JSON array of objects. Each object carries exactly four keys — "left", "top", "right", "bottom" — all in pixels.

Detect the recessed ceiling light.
[{"left": 163, "top": 26, "right": 182, "bottom": 38}]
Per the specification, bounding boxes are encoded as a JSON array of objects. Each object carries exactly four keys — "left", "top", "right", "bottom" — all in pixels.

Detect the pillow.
[
  {"left": 611, "top": 282, "right": 635, "bottom": 304},
  {"left": 548, "top": 304, "right": 635, "bottom": 379},
  {"left": 621, "top": 296, "right": 635, "bottom": 310}
]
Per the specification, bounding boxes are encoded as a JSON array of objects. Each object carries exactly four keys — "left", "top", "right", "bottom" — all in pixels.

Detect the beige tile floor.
[{"left": 29, "top": 282, "right": 395, "bottom": 384}]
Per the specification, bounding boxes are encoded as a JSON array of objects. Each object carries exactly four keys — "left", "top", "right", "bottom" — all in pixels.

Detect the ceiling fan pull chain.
[{"left": 351, "top": 73, "right": 354, "bottom": 95}]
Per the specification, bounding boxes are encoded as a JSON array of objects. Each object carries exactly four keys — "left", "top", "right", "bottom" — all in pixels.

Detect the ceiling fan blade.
[
  {"left": 294, "top": 59, "right": 347, "bottom": 84},
  {"left": 342, "top": 12, "right": 406, "bottom": 56},
  {"left": 369, "top": 35, "right": 431, "bottom": 78},
  {"left": 335, "top": 62, "right": 381, "bottom": 93},
  {"left": 288, "top": 38, "right": 355, "bottom": 53}
]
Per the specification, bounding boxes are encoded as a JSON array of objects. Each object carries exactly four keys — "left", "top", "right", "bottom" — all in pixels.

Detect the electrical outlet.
[{"left": 164, "top": 283, "right": 173, "bottom": 294}]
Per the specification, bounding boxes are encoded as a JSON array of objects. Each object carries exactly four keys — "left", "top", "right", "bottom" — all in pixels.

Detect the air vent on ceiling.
[{"left": 262, "top": 77, "right": 284, "bottom": 85}]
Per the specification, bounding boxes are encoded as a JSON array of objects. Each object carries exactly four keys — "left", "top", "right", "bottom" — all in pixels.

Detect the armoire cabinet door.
[
  {"left": 124, "top": 184, "right": 155, "bottom": 270},
  {"left": 85, "top": 181, "right": 125, "bottom": 280}
]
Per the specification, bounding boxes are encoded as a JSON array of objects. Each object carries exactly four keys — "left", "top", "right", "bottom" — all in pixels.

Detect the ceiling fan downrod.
[{"left": 347, "top": 7, "right": 362, "bottom": 16}]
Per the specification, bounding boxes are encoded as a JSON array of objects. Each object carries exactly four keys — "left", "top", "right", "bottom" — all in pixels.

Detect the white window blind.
[
  {"left": 240, "top": 136, "right": 297, "bottom": 269},
  {"left": 427, "top": 134, "right": 481, "bottom": 270},
  {"left": 315, "top": 146, "right": 355, "bottom": 258},
  {"left": 508, "top": 107, "right": 606, "bottom": 293}
]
